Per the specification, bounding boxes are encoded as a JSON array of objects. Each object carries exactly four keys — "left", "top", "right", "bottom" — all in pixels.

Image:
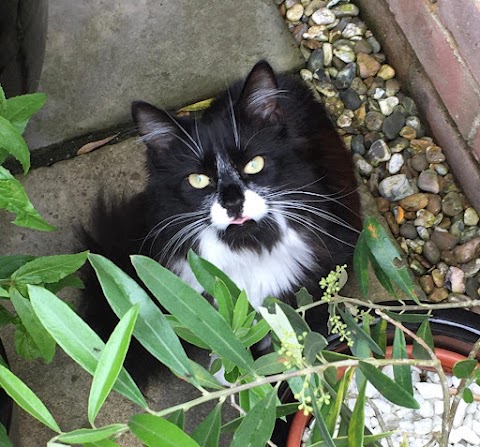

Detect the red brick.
[
  {"left": 385, "top": 0, "right": 480, "bottom": 139},
  {"left": 438, "top": 0, "right": 480, "bottom": 86}
]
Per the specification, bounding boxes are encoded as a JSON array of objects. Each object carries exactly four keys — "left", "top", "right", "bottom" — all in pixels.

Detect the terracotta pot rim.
[{"left": 286, "top": 346, "right": 467, "bottom": 447}]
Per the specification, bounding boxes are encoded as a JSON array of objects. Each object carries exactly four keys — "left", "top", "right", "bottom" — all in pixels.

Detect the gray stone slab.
[{"left": 24, "top": 0, "right": 304, "bottom": 150}]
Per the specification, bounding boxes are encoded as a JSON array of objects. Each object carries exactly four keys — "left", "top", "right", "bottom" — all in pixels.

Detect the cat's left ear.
[
  {"left": 131, "top": 101, "right": 177, "bottom": 148},
  {"left": 239, "top": 61, "right": 283, "bottom": 124}
]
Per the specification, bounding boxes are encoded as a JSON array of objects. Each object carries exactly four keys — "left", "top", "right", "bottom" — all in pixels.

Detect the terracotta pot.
[{"left": 286, "top": 346, "right": 468, "bottom": 447}]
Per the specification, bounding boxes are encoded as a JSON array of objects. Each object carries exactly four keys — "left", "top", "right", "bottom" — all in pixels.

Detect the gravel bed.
[{"left": 278, "top": 0, "right": 480, "bottom": 305}]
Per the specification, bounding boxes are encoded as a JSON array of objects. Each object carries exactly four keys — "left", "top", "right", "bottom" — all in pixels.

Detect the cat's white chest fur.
[{"left": 172, "top": 224, "right": 315, "bottom": 309}]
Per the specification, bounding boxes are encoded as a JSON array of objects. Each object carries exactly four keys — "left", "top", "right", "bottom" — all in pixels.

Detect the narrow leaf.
[
  {"left": 239, "top": 319, "right": 270, "bottom": 348},
  {"left": 295, "top": 287, "right": 313, "bottom": 306},
  {"left": 353, "top": 231, "right": 369, "bottom": 299},
  {"left": 412, "top": 319, "right": 435, "bottom": 361},
  {"left": 191, "top": 404, "right": 221, "bottom": 447},
  {"left": 348, "top": 380, "right": 366, "bottom": 447},
  {"left": 129, "top": 414, "right": 201, "bottom": 447},
  {"left": 12, "top": 252, "right": 88, "bottom": 285},
  {"left": 309, "top": 384, "right": 336, "bottom": 447},
  {"left": 232, "top": 290, "right": 249, "bottom": 331},
  {"left": 0, "top": 363, "right": 60, "bottom": 432},
  {"left": 304, "top": 332, "right": 328, "bottom": 364},
  {"left": 383, "top": 311, "right": 428, "bottom": 323},
  {"left": 84, "top": 440, "right": 121, "bottom": 447},
  {"left": 88, "top": 305, "right": 139, "bottom": 424},
  {"left": 28, "top": 285, "right": 147, "bottom": 408},
  {"left": 167, "top": 410, "right": 185, "bottom": 430},
  {"left": 363, "top": 217, "right": 421, "bottom": 303},
  {"left": 254, "top": 352, "right": 288, "bottom": 375},
  {"left": 88, "top": 254, "right": 197, "bottom": 385},
  {"left": 359, "top": 362, "right": 419, "bottom": 409},
  {"left": 230, "top": 387, "right": 277, "bottom": 447},
  {"left": 392, "top": 327, "right": 413, "bottom": 396},
  {"left": 213, "top": 278, "right": 234, "bottom": 325},
  {"left": 132, "top": 255, "right": 255, "bottom": 374},
  {"left": 0, "top": 255, "right": 35, "bottom": 278},
  {"left": 368, "top": 250, "right": 397, "bottom": 299},
  {"left": 56, "top": 424, "right": 127, "bottom": 444},
  {"left": 0, "top": 423, "right": 12, "bottom": 447}
]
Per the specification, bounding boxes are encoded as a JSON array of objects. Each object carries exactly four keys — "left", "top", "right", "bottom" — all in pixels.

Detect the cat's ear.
[
  {"left": 131, "top": 101, "right": 176, "bottom": 147},
  {"left": 239, "top": 61, "right": 283, "bottom": 123}
]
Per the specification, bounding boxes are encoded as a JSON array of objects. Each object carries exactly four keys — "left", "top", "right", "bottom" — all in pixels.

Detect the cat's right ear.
[{"left": 131, "top": 101, "right": 176, "bottom": 147}]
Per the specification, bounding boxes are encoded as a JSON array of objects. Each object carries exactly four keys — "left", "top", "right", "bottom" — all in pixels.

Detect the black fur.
[{"left": 81, "top": 61, "right": 361, "bottom": 386}]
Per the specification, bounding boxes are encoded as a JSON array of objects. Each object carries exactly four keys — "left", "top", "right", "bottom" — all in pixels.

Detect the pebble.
[
  {"left": 354, "top": 154, "right": 373, "bottom": 177},
  {"left": 286, "top": 3, "right": 304, "bottom": 21},
  {"left": 418, "top": 170, "right": 441, "bottom": 194},
  {"left": 430, "top": 287, "right": 449, "bottom": 302},
  {"left": 423, "top": 240, "right": 441, "bottom": 264},
  {"left": 382, "top": 110, "right": 406, "bottom": 140},
  {"left": 400, "top": 126, "right": 417, "bottom": 140},
  {"left": 331, "top": 3, "right": 359, "bottom": 17},
  {"left": 389, "top": 137, "right": 409, "bottom": 153},
  {"left": 414, "top": 209, "right": 436, "bottom": 228},
  {"left": 442, "top": 192, "right": 464, "bottom": 217},
  {"left": 357, "top": 53, "right": 381, "bottom": 78},
  {"left": 365, "top": 111, "right": 384, "bottom": 131},
  {"left": 377, "top": 64, "right": 395, "bottom": 80},
  {"left": 399, "top": 223, "right": 417, "bottom": 239},
  {"left": 339, "top": 88, "right": 362, "bottom": 110},
  {"left": 387, "top": 153, "right": 404, "bottom": 174},
  {"left": 378, "top": 96, "right": 399, "bottom": 117},
  {"left": 379, "top": 174, "right": 418, "bottom": 201},
  {"left": 366, "top": 139, "right": 391, "bottom": 166},
  {"left": 399, "top": 193, "right": 429, "bottom": 211},
  {"left": 464, "top": 207, "right": 480, "bottom": 226},
  {"left": 311, "top": 8, "right": 336, "bottom": 25},
  {"left": 427, "top": 194, "right": 442, "bottom": 214},
  {"left": 333, "top": 45, "right": 356, "bottom": 63},
  {"left": 425, "top": 145, "right": 446, "bottom": 163},
  {"left": 430, "top": 228, "right": 459, "bottom": 251},
  {"left": 351, "top": 135, "right": 365, "bottom": 155},
  {"left": 307, "top": 49, "right": 325, "bottom": 72},
  {"left": 453, "top": 237, "right": 480, "bottom": 264}
]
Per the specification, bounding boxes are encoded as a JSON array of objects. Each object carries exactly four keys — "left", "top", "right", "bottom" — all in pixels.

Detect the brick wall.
[
  {"left": 354, "top": 0, "right": 480, "bottom": 212},
  {"left": 386, "top": 0, "right": 480, "bottom": 160}
]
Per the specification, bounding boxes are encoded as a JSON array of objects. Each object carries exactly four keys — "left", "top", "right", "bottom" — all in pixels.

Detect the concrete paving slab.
[{"left": 24, "top": 0, "right": 304, "bottom": 151}]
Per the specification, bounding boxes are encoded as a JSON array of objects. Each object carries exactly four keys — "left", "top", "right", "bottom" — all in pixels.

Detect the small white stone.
[
  {"left": 413, "top": 418, "right": 433, "bottom": 435},
  {"left": 434, "top": 400, "right": 444, "bottom": 415},
  {"left": 414, "top": 382, "right": 442, "bottom": 400},
  {"left": 323, "top": 42, "right": 333, "bottom": 66},
  {"left": 365, "top": 381, "right": 380, "bottom": 398},
  {"left": 371, "top": 398, "right": 392, "bottom": 415},
  {"left": 460, "top": 425, "right": 480, "bottom": 444},
  {"left": 373, "top": 88, "right": 386, "bottom": 100},
  {"left": 418, "top": 401, "right": 434, "bottom": 418},
  {"left": 364, "top": 405, "right": 375, "bottom": 418},
  {"left": 449, "top": 428, "right": 463, "bottom": 444},
  {"left": 369, "top": 416, "right": 378, "bottom": 428},
  {"left": 464, "top": 413, "right": 474, "bottom": 429},
  {"left": 300, "top": 69, "right": 313, "bottom": 81},
  {"left": 453, "top": 399, "right": 468, "bottom": 428}
]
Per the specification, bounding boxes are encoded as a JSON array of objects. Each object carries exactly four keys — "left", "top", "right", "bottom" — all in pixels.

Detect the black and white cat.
[{"left": 82, "top": 60, "right": 361, "bottom": 383}]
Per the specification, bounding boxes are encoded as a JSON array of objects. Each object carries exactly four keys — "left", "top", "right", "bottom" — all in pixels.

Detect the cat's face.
[{"left": 132, "top": 61, "right": 359, "bottom": 270}]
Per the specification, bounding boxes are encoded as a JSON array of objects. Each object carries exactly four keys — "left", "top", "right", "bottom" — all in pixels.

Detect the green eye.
[
  {"left": 188, "top": 173, "right": 211, "bottom": 189},
  {"left": 244, "top": 155, "right": 265, "bottom": 174}
]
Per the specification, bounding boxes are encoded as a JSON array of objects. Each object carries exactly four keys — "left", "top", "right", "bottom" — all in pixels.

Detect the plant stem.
[{"left": 149, "top": 357, "right": 435, "bottom": 419}]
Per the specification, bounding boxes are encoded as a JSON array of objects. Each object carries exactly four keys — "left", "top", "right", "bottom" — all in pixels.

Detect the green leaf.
[
  {"left": 304, "top": 332, "right": 328, "bottom": 364},
  {"left": 463, "top": 387, "right": 474, "bottom": 404},
  {"left": 337, "top": 307, "right": 383, "bottom": 356},
  {"left": 56, "top": 424, "right": 127, "bottom": 444},
  {"left": 12, "top": 252, "right": 88, "bottom": 286},
  {"left": 325, "top": 368, "right": 353, "bottom": 435},
  {"left": 276, "top": 301, "right": 311, "bottom": 337},
  {"left": 165, "top": 316, "right": 210, "bottom": 349},
  {"left": 0, "top": 362, "right": 60, "bottom": 432},
  {"left": 132, "top": 255, "right": 255, "bottom": 374},
  {"left": 368, "top": 250, "right": 397, "bottom": 299},
  {"left": 167, "top": 410, "right": 185, "bottom": 430},
  {"left": 452, "top": 359, "right": 478, "bottom": 379},
  {"left": 187, "top": 360, "right": 223, "bottom": 390},
  {"left": 28, "top": 285, "right": 147, "bottom": 409},
  {"left": 392, "top": 327, "right": 413, "bottom": 396},
  {"left": 14, "top": 322, "right": 43, "bottom": 360},
  {"left": 0, "top": 116, "right": 30, "bottom": 172},
  {"left": 187, "top": 250, "right": 241, "bottom": 299},
  {"left": 371, "top": 318, "right": 387, "bottom": 359},
  {"left": 230, "top": 387, "right": 277, "bottom": 447},
  {"left": 0, "top": 305, "right": 15, "bottom": 325},
  {"left": 232, "top": 290, "right": 249, "bottom": 331},
  {"left": 348, "top": 380, "right": 366, "bottom": 447},
  {"left": 10, "top": 288, "right": 56, "bottom": 363},
  {"left": 383, "top": 311, "right": 429, "bottom": 323},
  {"left": 0, "top": 422, "right": 12, "bottom": 447},
  {"left": 4, "top": 92, "right": 47, "bottom": 134},
  {"left": 213, "top": 278, "right": 234, "bottom": 325},
  {"left": 0, "top": 85, "right": 6, "bottom": 114},
  {"left": 359, "top": 362, "right": 419, "bottom": 409},
  {"left": 88, "top": 254, "right": 198, "bottom": 385},
  {"left": 84, "top": 440, "right": 121, "bottom": 447},
  {"left": 238, "top": 319, "right": 270, "bottom": 348},
  {"left": 412, "top": 319, "right": 435, "bottom": 361},
  {"left": 0, "top": 288, "right": 8, "bottom": 298},
  {"left": 363, "top": 216, "right": 421, "bottom": 303},
  {"left": 45, "top": 274, "right": 85, "bottom": 294},
  {"left": 191, "top": 404, "right": 221, "bottom": 447},
  {"left": 129, "top": 414, "right": 201, "bottom": 447},
  {"left": 309, "top": 384, "right": 335, "bottom": 447},
  {"left": 295, "top": 287, "right": 313, "bottom": 306},
  {"left": 88, "top": 305, "right": 139, "bottom": 424},
  {"left": 0, "top": 166, "right": 55, "bottom": 231},
  {"left": 0, "top": 255, "right": 35, "bottom": 278},
  {"left": 253, "top": 352, "right": 287, "bottom": 375},
  {"left": 353, "top": 231, "right": 369, "bottom": 299}
]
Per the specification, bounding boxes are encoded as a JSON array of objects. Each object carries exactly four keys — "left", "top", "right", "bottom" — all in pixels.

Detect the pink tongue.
[{"left": 230, "top": 216, "right": 251, "bottom": 225}]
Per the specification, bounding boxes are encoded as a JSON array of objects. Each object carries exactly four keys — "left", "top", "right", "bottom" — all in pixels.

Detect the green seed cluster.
[{"left": 319, "top": 264, "right": 347, "bottom": 302}]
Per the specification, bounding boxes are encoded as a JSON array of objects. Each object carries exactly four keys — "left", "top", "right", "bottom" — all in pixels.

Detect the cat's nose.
[{"left": 220, "top": 183, "right": 244, "bottom": 218}]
